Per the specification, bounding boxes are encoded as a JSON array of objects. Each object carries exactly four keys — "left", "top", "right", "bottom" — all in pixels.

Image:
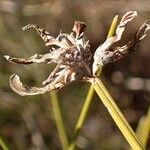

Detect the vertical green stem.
[
  {"left": 50, "top": 91, "right": 69, "bottom": 150},
  {"left": 68, "top": 15, "right": 118, "bottom": 150},
  {"left": 74, "top": 86, "right": 95, "bottom": 137},
  {"left": 92, "top": 77, "right": 144, "bottom": 150},
  {"left": 136, "top": 106, "right": 150, "bottom": 148},
  {"left": 68, "top": 85, "right": 95, "bottom": 150},
  {"left": 0, "top": 137, "right": 9, "bottom": 150}
]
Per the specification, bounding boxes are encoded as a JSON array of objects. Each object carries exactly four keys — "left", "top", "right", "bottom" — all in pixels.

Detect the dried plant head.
[
  {"left": 4, "top": 11, "right": 150, "bottom": 96},
  {"left": 93, "top": 11, "right": 150, "bottom": 75},
  {"left": 4, "top": 21, "right": 92, "bottom": 96}
]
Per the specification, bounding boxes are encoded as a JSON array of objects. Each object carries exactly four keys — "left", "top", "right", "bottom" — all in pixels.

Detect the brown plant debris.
[{"left": 4, "top": 11, "right": 150, "bottom": 96}]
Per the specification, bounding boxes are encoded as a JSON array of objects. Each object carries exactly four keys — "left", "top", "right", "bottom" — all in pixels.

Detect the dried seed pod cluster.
[{"left": 4, "top": 11, "right": 150, "bottom": 96}]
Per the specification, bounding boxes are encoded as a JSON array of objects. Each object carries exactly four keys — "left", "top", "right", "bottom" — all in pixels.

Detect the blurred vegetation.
[{"left": 0, "top": 0, "right": 150, "bottom": 149}]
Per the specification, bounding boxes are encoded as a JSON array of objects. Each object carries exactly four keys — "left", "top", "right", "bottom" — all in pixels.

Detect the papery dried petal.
[
  {"left": 72, "top": 21, "right": 86, "bottom": 38},
  {"left": 42, "top": 62, "right": 62, "bottom": 85},
  {"left": 93, "top": 11, "right": 139, "bottom": 76},
  {"left": 115, "top": 11, "right": 137, "bottom": 42},
  {"left": 43, "top": 65, "right": 76, "bottom": 86},
  {"left": 9, "top": 74, "right": 64, "bottom": 96},
  {"left": 94, "top": 21, "right": 150, "bottom": 66},
  {"left": 9, "top": 66, "right": 77, "bottom": 96},
  {"left": 4, "top": 53, "right": 53, "bottom": 64},
  {"left": 134, "top": 20, "right": 150, "bottom": 41},
  {"left": 23, "top": 24, "right": 69, "bottom": 48},
  {"left": 22, "top": 24, "right": 54, "bottom": 43}
]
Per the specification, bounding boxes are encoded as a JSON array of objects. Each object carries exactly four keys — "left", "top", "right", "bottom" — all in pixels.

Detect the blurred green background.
[{"left": 0, "top": 0, "right": 150, "bottom": 149}]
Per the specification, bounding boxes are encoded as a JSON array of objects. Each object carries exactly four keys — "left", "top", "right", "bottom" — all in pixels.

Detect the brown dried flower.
[
  {"left": 4, "top": 11, "right": 150, "bottom": 96},
  {"left": 4, "top": 21, "right": 92, "bottom": 96},
  {"left": 93, "top": 11, "right": 150, "bottom": 75}
]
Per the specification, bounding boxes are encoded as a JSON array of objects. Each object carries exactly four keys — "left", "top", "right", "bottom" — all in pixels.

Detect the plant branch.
[
  {"left": 68, "top": 85, "right": 94, "bottom": 150},
  {"left": 50, "top": 91, "right": 69, "bottom": 150},
  {"left": 68, "top": 15, "right": 118, "bottom": 150},
  {"left": 0, "top": 136, "right": 9, "bottom": 150},
  {"left": 91, "top": 77, "right": 144, "bottom": 150},
  {"left": 136, "top": 106, "right": 150, "bottom": 148}
]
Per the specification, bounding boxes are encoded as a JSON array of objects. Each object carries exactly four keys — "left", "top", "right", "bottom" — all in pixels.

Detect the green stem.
[
  {"left": 107, "top": 15, "right": 118, "bottom": 38},
  {"left": 68, "top": 85, "right": 95, "bottom": 150},
  {"left": 92, "top": 77, "right": 144, "bottom": 150},
  {"left": 68, "top": 15, "right": 118, "bottom": 150},
  {"left": 136, "top": 106, "right": 150, "bottom": 148},
  {"left": 50, "top": 91, "right": 69, "bottom": 150},
  {"left": 0, "top": 136, "right": 9, "bottom": 150}
]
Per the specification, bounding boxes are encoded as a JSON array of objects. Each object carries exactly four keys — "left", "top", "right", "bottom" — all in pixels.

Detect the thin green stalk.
[
  {"left": 74, "top": 85, "right": 95, "bottom": 137},
  {"left": 136, "top": 106, "right": 150, "bottom": 148},
  {"left": 68, "top": 15, "right": 118, "bottom": 150},
  {"left": 50, "top": 91, "right": 69, "bottom": 150},
  {"left": 107, "top": 15, "right": 118, "bottom": 38},
  {"left": 92, "top": 77, "right": 144, "bottom": 150},
  {"left": 0, "top": 136, "right": 9, "bottom": 150},
  {"left": 68, "top": 85, "right": 94, "bottom": 150}
]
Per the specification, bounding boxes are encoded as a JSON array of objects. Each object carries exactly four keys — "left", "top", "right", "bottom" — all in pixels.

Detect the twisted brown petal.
[
  {"left": 22, "top": 24, "right": 69, "bottom": 48},
  {"left": 134, "top": 20, "right": 150, "bottom": 41},
  {"left": 93, "top": 11, "right": 138, "bottom": 75},
  {"left": 101, "top": 20, "right": 150, "bottom": 64},
  {"left": 4, "top": 53, "right": 53, "bottom": 64},
  {"left": 22, "top": 24, "right": 54, "bottom": 43},
  {"left": 9, "top": 67, "right": 77, "bottom": 96},
  {"left": 9, "top": 74, "right": 62, "bottom": 96},
  {"left": 93, "top": 14, "right": 150, "bottom": 76},
  {"left": 72, "top": 21, "right": 86, "bottom": 38},
  {"left": 115, "top": 11, "right": 137, "bottom": 42}
]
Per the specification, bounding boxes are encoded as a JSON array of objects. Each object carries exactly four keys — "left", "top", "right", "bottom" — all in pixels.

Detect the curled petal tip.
[
  {"left": 9, "top": 74, "right": 58, "bottom": 96},
  {"left": 131, "top": 11, "right": 137, "bottom": 16},
  {"left": 9, "top": 74, "right": 26, "bottom": 96},
  {"left": 126, "top": 11, "right": 137, "bottom": 16},
  {"left": 22, "top": 26, "right": 27, "bottom": 30},
  {"left": 22, "top": 24, "right": 36, "bottom": 30},
  {"left": 120, "top": 11, "right": 137, "bottom": 26},
  {"left": 4, "top": 55, "right": 10, "bottom": 60},
  {"left": 145, "top": 20, "right": 150, "bottom": 30}
]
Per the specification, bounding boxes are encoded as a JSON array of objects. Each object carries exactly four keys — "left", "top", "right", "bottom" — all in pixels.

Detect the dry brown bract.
[{"left": 4, "top": 11, "right": 150, "bottom": 96}]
